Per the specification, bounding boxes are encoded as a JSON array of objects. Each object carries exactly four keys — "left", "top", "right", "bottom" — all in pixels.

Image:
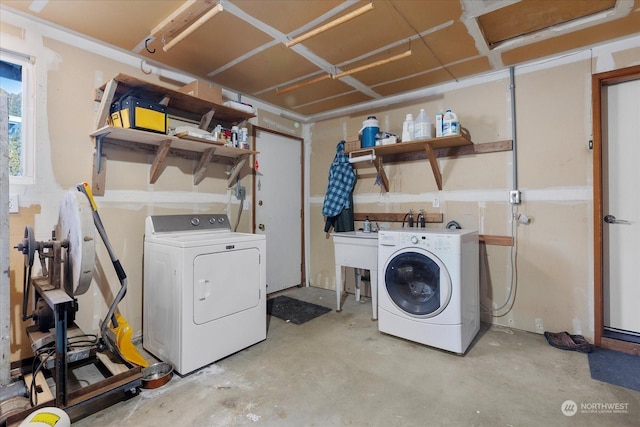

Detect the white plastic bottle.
[
  {"left": 414, "top": 108, "right": 433, "bottom": 139},
  {"left": 401, "top": 113, "right": 414, "bottom": 142},
  {"left": 435, "top": 111, "right": 443, "bottom": 137},
  {"left": 442, "top": 109, "right": 460, "bottom": 136}
]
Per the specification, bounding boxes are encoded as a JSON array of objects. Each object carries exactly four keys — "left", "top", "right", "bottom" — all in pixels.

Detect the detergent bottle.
[{"left": 442, "top": 109, "right": 460, "bottom": 136}]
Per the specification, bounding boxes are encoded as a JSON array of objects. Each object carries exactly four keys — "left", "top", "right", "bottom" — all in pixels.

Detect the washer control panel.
[
  {"left": 149, "top": 214, "right": 231, "bottom": 233},
  {"left": 379, "top": 229, "right": 462, "bottom": 254}
]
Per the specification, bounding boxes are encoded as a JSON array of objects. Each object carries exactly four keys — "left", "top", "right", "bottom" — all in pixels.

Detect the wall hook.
[{"left": 144, "top": 38, "right": 155, "bottom": 54}]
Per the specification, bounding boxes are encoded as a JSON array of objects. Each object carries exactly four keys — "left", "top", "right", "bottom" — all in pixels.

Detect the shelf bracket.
[
  {"left": 150, "top": 139, "right": 172, "bottom": 184},
  {"left": 95, "top": 78, "right": 117, "bottom": 129},
  {"left": 373, "top": 156, "right": 389, "bottom": 192},
  {"left": 194, "top": 147, "right": 216, "bottom": 185},
  {"left": 199, "top": 109, "right": 216, "bottom": 131},
  {"left": 227, "top": 154, "right": 248, "bottom": 187},
  {"left": 423, "top": 143, "right": 443, "bottom": 190}
]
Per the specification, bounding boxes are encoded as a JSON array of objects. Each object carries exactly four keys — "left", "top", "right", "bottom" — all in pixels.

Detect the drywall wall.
[
  {"left": 1, "top": 17, "right": 291, "bottom": 361},
  {"left": 308, "top": 45, "right": 639, "bottom": 339}
]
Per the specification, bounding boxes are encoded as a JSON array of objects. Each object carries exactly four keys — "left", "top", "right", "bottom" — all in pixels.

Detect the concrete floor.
[{"left": 73, "top": 286, "right": 640, "bottom": 427}]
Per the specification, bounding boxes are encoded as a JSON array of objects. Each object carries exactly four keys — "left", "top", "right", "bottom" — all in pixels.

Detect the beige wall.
[
  {"left": 3, "top": 14, "right": 639, "bottom": 362},
  {"left": 3, "top": 20, "right": 296, "bottom": 361},
  {"left": 308, "top": 49, "right": 639, "bottom": 340}
]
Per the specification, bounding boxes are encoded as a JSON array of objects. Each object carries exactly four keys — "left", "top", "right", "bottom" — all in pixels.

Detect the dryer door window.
[{"left": 384, "top": 251, "right": 452, "bottom": 317}]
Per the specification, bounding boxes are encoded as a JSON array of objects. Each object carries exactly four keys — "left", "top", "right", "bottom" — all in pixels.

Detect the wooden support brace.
[
  {"left": 194, "top": 147, "right": 216, "bottom": 185},
  {"left": 227, "top": 155, "right": 247, "bottom": 187},
  {"left": 424, "top": 143, "right": 443, "bottom": 190},
  {"left": 479, "top": 235, "right": 514, "bottom": 246},
  {"left": 150, "top": 139, "right": 172, "bottom": 184},
  {"left": 95, "top": 78, "right": 117, "bottom": 129},
  {"left": 92, "top": 152, "right": 107, "bottom": 196},
  {"left": 372, "top": 156, "right": 389, "bottom": 191},
  {"left": 199, "top": 109, "right": 215, "bottom": 130}
]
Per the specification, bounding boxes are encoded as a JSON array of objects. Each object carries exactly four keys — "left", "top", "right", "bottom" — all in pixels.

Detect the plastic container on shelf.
[
  {"left": 435, "top": 112, "right": 443, "bottom": 137},
  {"left": 360, "top": 116, "right": 379, "bottom": 148},
  {"left": 401, "top": 113, "right": 415, "bottom": 142},
  {"left": 442, "top": 109, "right": 460, "bottom": 136},
  {"left": 414, "top": 108, "right": 433, "bottom": 139}
]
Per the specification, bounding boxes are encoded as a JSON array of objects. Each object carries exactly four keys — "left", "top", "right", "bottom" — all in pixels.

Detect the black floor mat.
[{"left": 267, "top": 295, "right": 332, "bottom": 325}]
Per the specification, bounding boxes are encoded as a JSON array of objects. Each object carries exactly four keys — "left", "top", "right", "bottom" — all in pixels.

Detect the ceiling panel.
[
  {"left": 213, "top": 44, "right": 322, "bottom": 94},
  {"left": 478, "top": 0, "right": 617, "bottom": 48},
  {"left": 502, "top": 9, "right": 640, "bottom": 66},
  {"left": 2, "top": 0, "right": 638, "bottom": 119},
  {"left": 233, "top": 0, "right": 343, "bottom": 34}
]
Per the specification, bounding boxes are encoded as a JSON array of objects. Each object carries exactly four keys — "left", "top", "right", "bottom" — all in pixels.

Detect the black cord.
[{"left": 28, "top": 333, "right": 99, "bottom": 406}]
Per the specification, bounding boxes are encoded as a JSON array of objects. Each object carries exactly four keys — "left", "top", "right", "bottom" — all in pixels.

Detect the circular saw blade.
[{"left": 58, "top": 190, "right": 95, "bottom": 295}]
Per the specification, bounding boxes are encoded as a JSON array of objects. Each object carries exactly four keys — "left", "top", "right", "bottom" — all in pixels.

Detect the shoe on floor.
[{"left": 544, "top": 331, "right": 593, "bottom": 353}]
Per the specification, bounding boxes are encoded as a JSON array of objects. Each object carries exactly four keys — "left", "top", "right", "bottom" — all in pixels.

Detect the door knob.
[
  {"left": 258, "top": 224, "right": 265, "bottom": 230},
  {"left": 604, "top": 214, "right": 631, "bottom": 225}
]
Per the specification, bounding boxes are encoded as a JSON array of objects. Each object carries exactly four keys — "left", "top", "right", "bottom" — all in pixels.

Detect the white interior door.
[
  {"left": 254, "top": 129, "right": 303, "bottom": 294},
  {"left": 603, "top": 78, "right": 640, "bottom": 335}
]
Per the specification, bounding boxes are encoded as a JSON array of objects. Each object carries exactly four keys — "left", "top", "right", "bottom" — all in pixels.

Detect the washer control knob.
[
  {"left": 410, "top": 236, "right": 419, "bottom": 244},
  {"left": 190, "top": 217, "right": 200, "bottom": 226},
  {"left": 218, "top": 217, "right": 225, "bottom": 223}
]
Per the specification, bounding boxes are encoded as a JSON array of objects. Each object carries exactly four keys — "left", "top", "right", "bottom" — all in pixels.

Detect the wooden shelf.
[
  {"left": 91, "top": 74, "right": 256, "bottom": 195},
  {"left": 348, "top": 134, "right": 473, "bottom": 191},
  {"left": 94, "top": 73, "right": 254, "bottom": 128},
  {"left": 92, "top": 126, "right": 256, "bottom": 192}
]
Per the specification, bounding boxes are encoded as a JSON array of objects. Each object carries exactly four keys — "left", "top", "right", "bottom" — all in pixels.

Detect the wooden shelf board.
[
  {"left": 99, "top": 73, "right": 254, "bottom": 125},
  {"left": 92, "top": 126, "right": 258, "bottom": 157}
]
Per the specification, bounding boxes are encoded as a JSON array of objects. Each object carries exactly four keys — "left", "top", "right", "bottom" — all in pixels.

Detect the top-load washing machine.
[
  {"left": 378, "top": 228, "right": 479, "bottom": 354},
  {"left": 143, "top": 214, "right": 266, "bottom": 375}
]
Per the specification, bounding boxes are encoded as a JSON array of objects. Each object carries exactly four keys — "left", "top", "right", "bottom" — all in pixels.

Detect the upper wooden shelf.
[
  {"left": 91, "top": 74, "right": 257, "bottom": 195},
  {"left": 347, "top": 134, "right": 474, "bottom": 191},
  {"left": 96, "top": 73, "right": 254, "bottom": 126}
]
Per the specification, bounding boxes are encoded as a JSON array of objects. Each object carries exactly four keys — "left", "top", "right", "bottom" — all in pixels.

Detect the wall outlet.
[
  {"left": 9, "top": 194, "right": 19, "bottom": 213},
  {"left": 432, "top": 197, "right": 439, "bottom": 208},
  {"left": 509, "top": 190, "right": 521, "bottom": 204}
]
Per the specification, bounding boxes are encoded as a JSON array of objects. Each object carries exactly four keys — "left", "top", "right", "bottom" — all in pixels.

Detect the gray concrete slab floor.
[{"left": 73, "top": 286, "right": 640, "bottom": 427}]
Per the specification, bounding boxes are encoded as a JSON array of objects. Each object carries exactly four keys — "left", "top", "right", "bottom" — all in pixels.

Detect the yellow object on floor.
[{"left": 113, "top": 313, "right": 149, "bottom": 367}]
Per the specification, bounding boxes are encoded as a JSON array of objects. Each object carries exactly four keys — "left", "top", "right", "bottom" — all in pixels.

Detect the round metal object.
[
  {"left": 141, "top": 362, "right": 173, "bottom": 389},
  {"left": 58, "top": 190, "right": 95, "bottom": 295}
]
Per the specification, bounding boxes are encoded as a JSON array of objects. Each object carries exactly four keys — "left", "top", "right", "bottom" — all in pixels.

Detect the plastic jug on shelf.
[
  {"left": 401, "top": 114, "right": 415, "bottom": 142},
  {"left": 442, "top": 109, "right": 460, "bottom": 136},
  {"left": 414, "top": 108, "right": 433, "bottom": 139},
  {"left": 359, "top": 116, "right": 379, "bottom": 148}
]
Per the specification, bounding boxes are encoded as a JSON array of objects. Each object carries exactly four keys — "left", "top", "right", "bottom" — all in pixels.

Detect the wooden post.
[{"left": 0, "top": 94, "right": 11, "bottom": 385}]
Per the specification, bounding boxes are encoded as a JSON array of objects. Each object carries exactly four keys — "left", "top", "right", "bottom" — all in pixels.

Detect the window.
[{"left": 1, "top": 53, "right": 33, "bottom": 183}]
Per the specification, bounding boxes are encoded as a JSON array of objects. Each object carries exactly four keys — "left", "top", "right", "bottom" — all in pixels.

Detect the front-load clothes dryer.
[
  {"left": 378, "top": 228, "right": 479, "bottom": 354},
  {"left": 143, "top": 214, "right": 266, "bottom": 375}
]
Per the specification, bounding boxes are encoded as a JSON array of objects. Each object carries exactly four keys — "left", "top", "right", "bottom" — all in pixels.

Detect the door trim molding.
[
  {"left": 251, "top": 125, "right": 306, "bottom": 286},
  {"left": 592, "top": 64, "right": 640, "bottom": 355}
]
